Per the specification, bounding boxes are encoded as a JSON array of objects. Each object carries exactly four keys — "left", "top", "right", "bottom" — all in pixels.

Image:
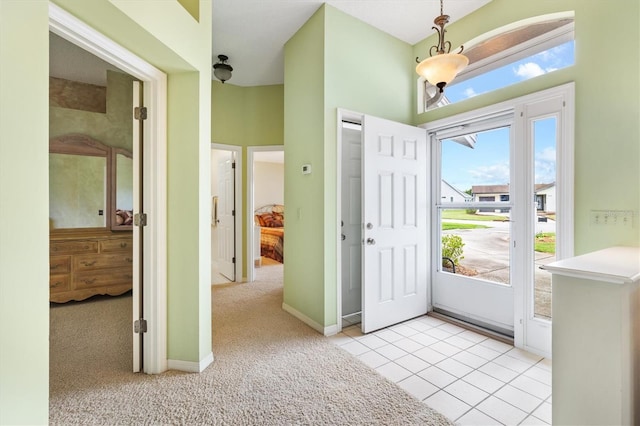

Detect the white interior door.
[
  {"left": 131, "top": 81, "right": 142, "bottom": 372},
  {"left": 361, "top": 115, "right": 428, "bottom": 333},
  {"left": 217, "top": 155, "right": 235, "bottom": 280},
  {"left": 341, "top": 122, "right": 362, "bottom": 317}
]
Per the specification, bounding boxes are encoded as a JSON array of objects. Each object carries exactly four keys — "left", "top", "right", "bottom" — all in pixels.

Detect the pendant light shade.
[
  {"left": 213, "top": 54, "right": 233, "bottom": 83},
  {"left": 415, "top": 0, "right": 468, "bottom": 93}
]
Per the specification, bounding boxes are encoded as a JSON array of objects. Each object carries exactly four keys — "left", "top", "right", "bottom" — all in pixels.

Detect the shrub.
[
  {"left": 465, "top": 208, "right": 477, "bottom": 215},
  {"left": 442, "top": 234, "right": 465, "bottom": 267}
]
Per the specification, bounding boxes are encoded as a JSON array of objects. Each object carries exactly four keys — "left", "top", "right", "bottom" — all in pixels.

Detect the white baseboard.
[
  {"left": 167, "top": 352, "right": 214, "bottom": 373},
  {"left": 282, "top": 303, "right": 338, "bottom": 336}
]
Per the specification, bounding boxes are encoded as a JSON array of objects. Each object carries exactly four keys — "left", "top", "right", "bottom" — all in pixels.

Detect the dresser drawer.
[
  {"left": 50, "top": 275, "right": 70, "bottom": 293},
  {"left": 50, "top": 256, "right": 70, "bottom": 274},
  {"left": 100, "top": 238, "right": 133, "bottom": 253},
  {"left": 50, "top": 240, "right": 98, "bottom": 255},
  {"left": 74, "top": 268, "right": 134, "bottom": 289},
  {"left": 74, "top": 253, "right": 133, "bottom": 271}
]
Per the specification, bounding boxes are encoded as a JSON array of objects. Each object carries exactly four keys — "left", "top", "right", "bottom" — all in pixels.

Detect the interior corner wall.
[
  {"left": 0, "top": 2, "right": 50, "bottom": 424},
  {"left": 283, "top": 5, "right": 327, "bottom": 327},
  {"left": 413, "top": 0, "right": 640, "bottom": 254},
  {"left": 211, "top": 81, "right": 284, "bottom": 279}
]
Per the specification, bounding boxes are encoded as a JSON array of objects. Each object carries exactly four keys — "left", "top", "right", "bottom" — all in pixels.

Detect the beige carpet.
[{"left": 49, "top": 264, "right": 452, "bottom": 425}]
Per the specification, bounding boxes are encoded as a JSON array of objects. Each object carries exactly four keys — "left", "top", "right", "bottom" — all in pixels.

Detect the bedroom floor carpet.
[{"left": 49, "top": 264, "right": 452, "bottom": 425}]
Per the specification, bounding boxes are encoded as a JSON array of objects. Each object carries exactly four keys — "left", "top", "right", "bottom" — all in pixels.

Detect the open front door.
[
  {"left": 217, "top": 155, "right": 236, "bottom": 280},
  {"left": 361, "top": 115, "right": 428, "bottom": 333},
  {"left": 132, "top": 81, "right": 143, "bottom": 372}
]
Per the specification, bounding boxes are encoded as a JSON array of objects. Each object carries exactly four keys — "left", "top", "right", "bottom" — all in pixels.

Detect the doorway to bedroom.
[{"left": 248, "top": 146, "right": 285, "bottom": 283}]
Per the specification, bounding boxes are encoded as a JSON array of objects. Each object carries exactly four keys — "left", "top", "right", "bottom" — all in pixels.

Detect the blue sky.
[{"left": 441, "top": 41, "right": 574, "bottom": 193}]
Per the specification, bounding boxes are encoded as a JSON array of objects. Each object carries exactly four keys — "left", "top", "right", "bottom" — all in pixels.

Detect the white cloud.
[
  {"left": 468, "top": 162, "right": 510, "bottom": 184},
  {"left": 463, "top": 87, "right": 477, "bottom": 98},
  {"left": 535, "top": 147, "right": 556, "bottom": 183},
  {"left": 514, "top": 62, "right": 546, "bottom": 79}
]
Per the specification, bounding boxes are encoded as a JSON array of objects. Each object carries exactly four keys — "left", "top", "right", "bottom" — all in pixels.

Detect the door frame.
[
  {"left": 212, "top": 143, "right": 243, "bottom": 283},
  {"left": 50, "top": 4, "right": 168, "bottom": 374},
  {"left": 247, "top": 145, "right": 284, "bottom": 282}
]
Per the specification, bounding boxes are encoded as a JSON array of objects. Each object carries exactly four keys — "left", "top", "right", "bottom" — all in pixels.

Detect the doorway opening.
[{"left": 247, "top": 146, "right": 284, "bottom": 283}]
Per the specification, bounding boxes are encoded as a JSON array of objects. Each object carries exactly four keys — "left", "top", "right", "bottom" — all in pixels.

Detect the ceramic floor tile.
[
  {"left": 476, "top": 396, "right": 528, "bottom": 426},
  {"left": 430, "top": 340, "right": 462, "bottom": 357},
  {"left": 357, "top": 350, "right": 389, "bottom": 369},
  {"left": 437, "top": 323, "right": 466, "bottom": 335},
  {"left": 522, "top": 365, "right": 552, "bottom": 386},
  {"left": 424, "top": 390, "right": 472, "bottom": 422},
  {"left": 455, "top": 408, "right": 503, "bottom": 426},
  {"left": 457, "top": 330, "right": 489, "bottom": 344},
  {"left": 461, "top": 370, "right": 505, "bottom": 394},
  {"left": 398, "top": 375, "right": 439, "bottom": 401},
  {"left": 536, "top": 358, "right": 552, "bottom": 372},
  {"left": 375, "top": 343, "right": 408, "bottom": 361},
  {"left": 510, "top": 375, "right": 552, "bottom": 400},
  {"left": 375, "top": 362, "right": 412, "bottom": 383},
  {"left": 414, "top": 346, "right": 448, "bottom": 364},
  {"left": 390, "top": 324, "right": 420, "bottom": 337},
  {"left": 342, "top": 326, "right": 364, "bottom": 338},
  {"left": 492, "top": 354, "right": 532, "bottom": 374},
  {"left": 340, "top": 340, "right": 369, "bottom": 356},
  {"left": 504, "top": 347, "right": 543, "bottom": 365},
  {"left": 444, "top": 335, "right": 476, "bottom": 350},
  {"left": 357, "top": 334, "right": 389, "bottom": 350},
  {"left": 436, "top": 358, "right": 474, "bottom": 378},
  {"left": 326, "top": 333, "right": 353, "bottom": 346},
  {"left": 373, "top": 328, "right": 404, "bottom": 343},
  {"left": 452, "top": 350, "right": 488, "bottom": 369},
  {"left": 466, "top": 343, "right": 503, "bottom": 361},
  {"left": 531, "top": 402, "right": 552, "bottom": 424},
  {"left": 444, "top": 380, "right": 490, "bottom": 406},
  {"left": 494, "top": 384, "right": 543, "bottom": 413},
  {"left": 478, "top": 362, "right": 519, "bottom": 383},
  {"left": 393, "top": 337, "right": 424, "bottom": 353},
  {"left": 418, "top": 316, "right": 446, "bottom": 327},
  {"left": 424, "top": 327, "right": 453, "bottom": 340},
  {"left": 405, "top": 319, "right": 432, "bottom": 332},
  {"left": 395, "top": 354, "right": 431, "bottom": 374},
  {"left": 479, "top": 338, "right": 513, "bottom": 354},
  {"left": 410, "top": 332, "right": 439, "bottom": 347},
  {"left": 520, "top": 415, "right": 550, "bottom": 425},
  {"left": 418, "top": 366, "right": 457, "bottom": 388}
]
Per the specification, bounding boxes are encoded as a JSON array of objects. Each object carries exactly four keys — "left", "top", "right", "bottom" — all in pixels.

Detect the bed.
[{"left": 255, "top": 204, "right": 284, "bottom": 263}]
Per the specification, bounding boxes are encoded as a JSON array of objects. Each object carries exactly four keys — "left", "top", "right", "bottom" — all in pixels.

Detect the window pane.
[{"left": 533, "top": 117, "right": 557, "bottom": 320}]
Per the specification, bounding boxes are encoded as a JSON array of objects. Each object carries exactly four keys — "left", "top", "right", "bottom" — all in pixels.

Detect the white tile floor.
[{"left": 328, "top": 316, "right": 552, "bottom": 426}]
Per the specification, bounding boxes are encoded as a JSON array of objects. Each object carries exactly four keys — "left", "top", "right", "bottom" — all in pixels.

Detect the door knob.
[
  {"left": 366, "top": 238, "right": 376, "bottom": 245},
  {"left": 341, "top": 234, "right": 346, "bottom": 241},
  {"left": 366, "top": 223, "right": 373, "bottom": 230}
]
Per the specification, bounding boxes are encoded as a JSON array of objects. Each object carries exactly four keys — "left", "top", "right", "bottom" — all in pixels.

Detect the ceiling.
[{"left": 213, "top": 0, "right": 492, "bottom": 87}]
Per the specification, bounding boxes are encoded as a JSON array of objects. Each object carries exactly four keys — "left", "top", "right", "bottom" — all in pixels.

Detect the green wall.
[
  {"left": 211, "top": 81, "right": 284, "bottom": 277},
  {"left": 283, "top": 5, "right": 415, "bottom": 327},
  {"left": 413, "top": 0, "right": 640, "bottom": 254},
  {"left": 0, "top": 0, "right": 212, "bottom": 422}
]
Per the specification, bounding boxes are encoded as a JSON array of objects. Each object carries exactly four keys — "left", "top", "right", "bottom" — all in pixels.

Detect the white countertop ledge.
[{"left": 541, "top": 246, "right": 640, "bottom": 284}]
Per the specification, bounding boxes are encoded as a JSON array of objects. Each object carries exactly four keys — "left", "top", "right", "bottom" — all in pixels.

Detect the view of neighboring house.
[
  {"left": 471, "top": 183, "right": 556, "bottom": 214},
  {"left": 441, "top": 180, "right": 471, "bottom": 203}
]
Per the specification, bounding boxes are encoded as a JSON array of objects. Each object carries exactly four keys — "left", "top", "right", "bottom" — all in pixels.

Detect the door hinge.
[
  {"left": 134, "top": 106, "right": 148, "bottom": 120},
  {"left": 134, "top": 213, "right": 148, "bottom": 227},
  {"left": 232, "top": 209, "right": 235, "bottom": 216},
  {"left": 134, "top": 319, "right": 147, "bottom": 333},
  {"left": 232, "top": 257, "right": 236, "bottom": 264},
  {"left": 231, "top": 162, "right": 236, "bottom": 169}
]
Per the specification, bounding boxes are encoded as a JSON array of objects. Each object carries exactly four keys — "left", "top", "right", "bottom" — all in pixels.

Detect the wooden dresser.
[{"left": 49, "top": 230, "right": 133, "bottom": 303}]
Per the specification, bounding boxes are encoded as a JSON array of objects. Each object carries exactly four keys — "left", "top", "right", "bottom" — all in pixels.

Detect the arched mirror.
[
  {"left": 112, "top": 148, "right": 134, "bottom": 230},
  {"left": 49, "top": 134, "right": 112, "bottom": 231}
]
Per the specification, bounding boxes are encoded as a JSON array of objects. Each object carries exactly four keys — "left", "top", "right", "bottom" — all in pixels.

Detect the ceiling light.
[
  {"left": 415, "top": 0, "right": 468, "bottom": 93},
  {"left": 213, "top": 54, "right": 233, "bottom": 84}
]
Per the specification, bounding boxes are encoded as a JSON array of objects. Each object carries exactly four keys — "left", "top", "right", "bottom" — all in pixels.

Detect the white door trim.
[
  {"left": 212, "top": 143, "right": 243, "bottom": 282},
  {"left": 247, "top": 145, "right": 284, "bottom": 282},
  {"left": 49, "top": 3, "right": 168, "bottom": 374}
]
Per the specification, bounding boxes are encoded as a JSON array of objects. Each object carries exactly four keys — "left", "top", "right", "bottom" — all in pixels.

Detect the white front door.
[
  {"left": 217, "top": 155, "right": 236, "bottom": 281},
  {"left": 361, "top": 115, "right": 428, "bottom": 333}
]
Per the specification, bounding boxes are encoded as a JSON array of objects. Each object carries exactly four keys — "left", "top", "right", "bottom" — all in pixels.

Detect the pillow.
[{"left": 258, "top": 213, "right": 283, "bottom": 228}]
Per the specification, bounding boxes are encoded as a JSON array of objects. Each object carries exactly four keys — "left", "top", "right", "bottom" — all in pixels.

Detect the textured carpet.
[{"left": 49, "top": 264, "right": 452, "bottom": 425}]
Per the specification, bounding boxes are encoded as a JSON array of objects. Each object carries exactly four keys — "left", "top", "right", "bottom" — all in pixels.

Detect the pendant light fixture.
[
  {"left": 213, "top": 54, "right": 233, "bottom": 84},
  {"left": 415, "top": 0, "right": 468, "bottom": 93}
]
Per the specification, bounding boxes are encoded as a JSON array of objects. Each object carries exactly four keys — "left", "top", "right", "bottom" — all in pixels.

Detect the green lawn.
[
  {"left": 441, "top": 209, "right": 509, "bottom": 222},
  {"left": 535, "top": 232, "right": 556, "bottom": 253},
  {"left": 442, "top": 222, "right": 490, "bottom": 230}
]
